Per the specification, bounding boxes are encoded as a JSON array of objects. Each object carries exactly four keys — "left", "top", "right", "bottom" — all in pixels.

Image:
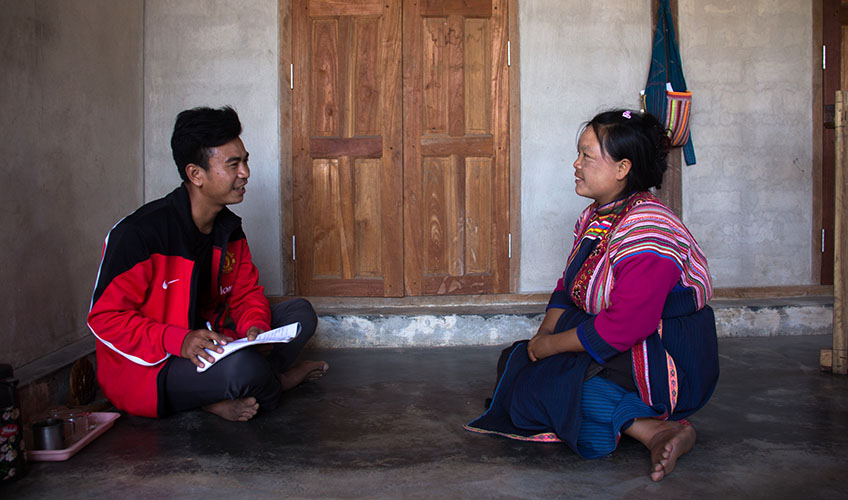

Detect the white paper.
[{"left": 196, "top": 322, "right": 301, "bottom": 373}]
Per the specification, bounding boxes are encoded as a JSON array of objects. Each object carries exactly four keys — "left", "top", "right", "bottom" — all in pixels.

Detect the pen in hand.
[
  {"left": 205, "top": 322, "right": 235, "bottom": 349},
  {"left": 206, "top": 321, "right": 218, "bottom": 346}
]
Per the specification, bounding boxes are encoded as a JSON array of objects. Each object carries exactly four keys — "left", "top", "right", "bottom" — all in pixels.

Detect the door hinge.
[
  {"left": 507, "top": 40, "right": 511, "bottom": 67},
  {"left": 822, "top": 229, "right": 826, "bottom": 253},
  {"left": 292, "top": 235, "right": 297, "bottom": 261},
  {"left": 823, "top": 45, "right": 827, "bottom": 70},
  {"left": 290, "top": 64, "right": 294, "bottom": 89},
  {"left": 508, "top": 232, "right": 512, "bottom": 259}
]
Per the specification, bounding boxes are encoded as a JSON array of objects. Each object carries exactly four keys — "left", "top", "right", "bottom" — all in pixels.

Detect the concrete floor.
[{"left": 3, "top": 334, "right": 848, "bottom": 499}]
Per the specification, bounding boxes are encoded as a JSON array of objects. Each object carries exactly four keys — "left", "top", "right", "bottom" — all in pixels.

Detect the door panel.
[
  {"left": 404, "top": 0, "right": 509, "bottom": 295},
  {"left": 293, "top": 0, "right": 403, "bottom": 296},
  {"left": 310, "top": 19, "right": 339, "bottom": 136}
]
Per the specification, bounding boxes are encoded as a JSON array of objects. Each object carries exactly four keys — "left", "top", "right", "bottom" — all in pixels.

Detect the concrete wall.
[
  {"left": 681, "top": 0, "right": 813, "bottom": 286},
  {"left": 144, "top": 0, "right": 284, "bottom": 295},
  {"left": 0, "top": 0, "right": 143, "bottom": 369},
  {"left": 518, "top": 0, "right": 814, "bottom": 291},
  {"left": 517, "top": 0, "right": 652, "bottom": 291},
  {"left": 0, "top": 0, "right": 821, "bottom": 370}
]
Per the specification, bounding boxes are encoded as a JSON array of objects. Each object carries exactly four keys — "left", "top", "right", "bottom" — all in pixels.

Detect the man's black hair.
[{"left": 171, "top": 106, "right": 243, "bottom": 182}]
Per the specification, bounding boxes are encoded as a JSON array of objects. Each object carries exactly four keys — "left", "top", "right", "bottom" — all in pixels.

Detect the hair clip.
[{"left": 622, "top": 110, "right": 632, "bottom": 119}]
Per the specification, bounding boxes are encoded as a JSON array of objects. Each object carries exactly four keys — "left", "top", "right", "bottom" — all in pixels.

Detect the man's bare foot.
[
  {"left": 624, "top": 418, "right": 696, "bottom": 481},
  {"left": 202, "top": 397, "right": 259, "bottom": 422},
  {"left": 280, "top": 360, "right": 329, "bottom": 391}
]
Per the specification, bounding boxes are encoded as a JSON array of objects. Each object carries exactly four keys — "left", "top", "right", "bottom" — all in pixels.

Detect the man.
[{"left": 88, "top": 106, "right": 327, "bottom": 421}]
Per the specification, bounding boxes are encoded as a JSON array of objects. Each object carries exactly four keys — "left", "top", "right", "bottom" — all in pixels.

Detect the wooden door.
[
  {"left": 292, "top": 0, "right": 509, "bottom": 297},
  {"left": 292, "top": 0, "right": 403, "bottom": 296},
  {"left": 403, "top": 0, "right": 510, "bottom": 295}
]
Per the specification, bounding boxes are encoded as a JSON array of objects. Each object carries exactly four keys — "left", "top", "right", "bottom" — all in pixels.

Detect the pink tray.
[{"left": 26, "top": 412, "right": 120, "bottom": 462}]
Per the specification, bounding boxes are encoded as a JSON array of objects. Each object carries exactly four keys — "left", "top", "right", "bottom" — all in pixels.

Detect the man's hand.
[
  {"left": 181, "top": 329, "right": 234, "bottom": 368},
  {"left": 245, "top": 326, "right": 274, "bottom": 355},
  {"left": 245, "top": 326, "right": 264, "bottom": 341}
]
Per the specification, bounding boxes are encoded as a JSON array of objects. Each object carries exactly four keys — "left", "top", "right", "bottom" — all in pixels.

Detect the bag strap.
[
  {"left": 662, "top": 0, "right": 687, "bottom": 95},
  {"left": 644, "top": 0, "right": 670, "bottom": 120}
]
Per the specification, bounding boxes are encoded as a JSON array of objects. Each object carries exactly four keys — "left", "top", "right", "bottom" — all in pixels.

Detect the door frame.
[
  {"left": 278, "top": 0, "right": 522, "bottom": 296},
  {"left": 814, "top": 0, "right": 844, "bottom": 285}
]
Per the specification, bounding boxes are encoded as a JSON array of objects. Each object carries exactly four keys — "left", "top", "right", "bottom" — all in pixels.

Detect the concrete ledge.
[
  {"left": 12, "top": 288, "right": 832, "bottom": 425},
  {"left": 294, "top": 293, "right": 550, "bottom": 316},
  {"left": 295, "top": 285, "right": 833, "bottom": 315},
  {"left": 15, "top": 336, "right": 96, "bottom": 386},
  {"left": 20, "top": 288, "right": 835, "bottom": 386},
  {"left": 307, "top": 292, "right": 834, "bottom": 348},
  {"left": 316, "top": 313, "right": 544, "bottom": 348},
  {"left": 14, "top": 336, "right": 97, "bottom": 423},
  {"left": 712, "top": 302, "right": 833, "bottom": 338}
]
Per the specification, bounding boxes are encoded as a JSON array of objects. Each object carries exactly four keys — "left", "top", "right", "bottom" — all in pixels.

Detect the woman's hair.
[{"left": 581, "top": 109, "right": 669, "bottom": 193}]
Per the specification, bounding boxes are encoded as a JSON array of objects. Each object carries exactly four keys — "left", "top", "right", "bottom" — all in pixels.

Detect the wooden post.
[{"left": 834, "top": 90, "right": 848, "bottom": 374}]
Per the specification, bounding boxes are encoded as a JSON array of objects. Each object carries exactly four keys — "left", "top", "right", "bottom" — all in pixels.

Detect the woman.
[{"left": 465, "top": 109, "right": 719, "bottom": 481}]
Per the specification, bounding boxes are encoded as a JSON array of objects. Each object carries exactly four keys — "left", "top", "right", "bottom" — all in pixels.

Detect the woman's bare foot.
[
  {"left": 624, "top": 418, "right": 696, "bottom": 481},
  {"left": 646, "top": 422, "right": 696, "bottom": 481},
  {"left": 202, "top": 396, "right": 259, "bottom": 422},
  {"left": 280, "top": 360, "right": 329, "bottom": 391}
]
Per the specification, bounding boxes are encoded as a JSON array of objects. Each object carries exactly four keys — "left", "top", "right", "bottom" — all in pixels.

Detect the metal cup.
[
  {"left": 63, "top": 412, "right": 91, "bottom": 444},
  {"left": 32, "top": 419, "right": 64, "bottom": 450}
]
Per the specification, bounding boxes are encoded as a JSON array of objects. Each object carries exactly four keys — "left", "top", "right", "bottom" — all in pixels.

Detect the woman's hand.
[
  {"left": 528, "top": 308, "right": 566, "bottom": 362},
  {"left": 527, "top": 327, "right": 585, "bottom": 362},
  {"left": 528, "top": 333, "right": 555, "bottom": 362}
]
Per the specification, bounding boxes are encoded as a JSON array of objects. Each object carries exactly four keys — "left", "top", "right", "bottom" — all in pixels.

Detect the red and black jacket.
[{"left": 87, "top": 185, "right": 270, "bottom": 417}]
